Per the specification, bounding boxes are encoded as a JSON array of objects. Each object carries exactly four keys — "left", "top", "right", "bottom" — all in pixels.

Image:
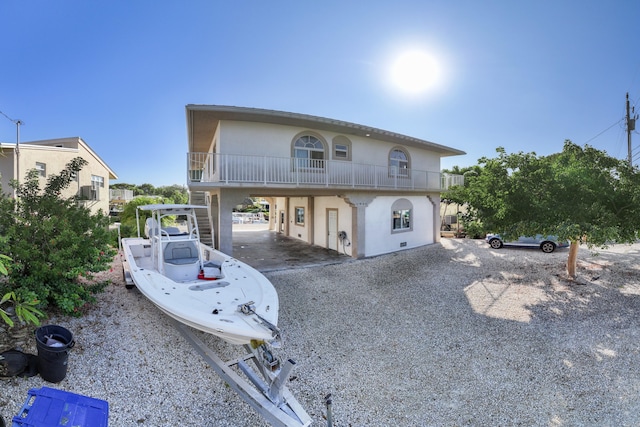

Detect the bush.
[
  {"left": 461, "top": 220, "right": 486, "bottom": 239},
  {"left": 118, "top": 196, "right": 161, "bottom": 238},
  {"left": 0, "top": 157, "right": 115, "bottom": 316}
]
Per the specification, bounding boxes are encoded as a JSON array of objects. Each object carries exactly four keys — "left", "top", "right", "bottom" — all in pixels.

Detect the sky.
[{"left": 2, "top": 1, "right": 640, "bottom": 186}]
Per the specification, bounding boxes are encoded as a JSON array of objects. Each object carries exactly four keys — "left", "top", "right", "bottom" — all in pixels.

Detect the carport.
[{"left": 232, "top": 224, "right": 351, "bottom": 272}]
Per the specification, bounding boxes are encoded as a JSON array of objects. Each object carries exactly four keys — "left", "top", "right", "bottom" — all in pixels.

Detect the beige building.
[
  {"left": 186, "top": 105, "right": 465, "bottom": 258},
  {"left": 0, "top": 137, "right": 117, "bottom": 214}
]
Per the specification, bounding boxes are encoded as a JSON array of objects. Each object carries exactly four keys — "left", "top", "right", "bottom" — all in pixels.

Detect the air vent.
[{"left": 400, "top": 242, "right": 407, "bottom": 247}]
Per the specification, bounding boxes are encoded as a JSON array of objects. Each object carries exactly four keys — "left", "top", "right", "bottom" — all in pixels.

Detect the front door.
[{"left": 327, "top": 209, "right": 338, "bottom": 251}]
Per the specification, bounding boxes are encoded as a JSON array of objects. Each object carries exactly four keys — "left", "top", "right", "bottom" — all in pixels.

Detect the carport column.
[
  {"left": 427, "top": 194, "right": 440, "bottom": 243},
  {"left": 216, "top": 188, "right": 249, "bottom": 256},
  {"left": 342, "top": 195, "right": 375, "bottom": 259}
]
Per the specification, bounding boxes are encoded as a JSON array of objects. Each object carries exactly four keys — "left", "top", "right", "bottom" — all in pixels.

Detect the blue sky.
[{"left": 2, "top": 1, "right": 639, "bottom": 186}]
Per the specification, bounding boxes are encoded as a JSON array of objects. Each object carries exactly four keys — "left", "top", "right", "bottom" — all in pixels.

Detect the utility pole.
[
  {"left": 626, "top": 92, "right": 637, "bottom": 167},
  {"left": 0, "top": 110, "right": 23, "bottom": 197},
  {"left": 15, "top": 119, "right": 22, "bottom": 187}
]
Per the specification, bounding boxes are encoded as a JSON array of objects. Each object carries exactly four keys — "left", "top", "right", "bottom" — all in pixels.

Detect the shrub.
[
  {"left": 119, "top": 195, "right": 162, "bottom": 237},
  {"left": 0, "top": 157, "right": 115, "bottom": 316}
]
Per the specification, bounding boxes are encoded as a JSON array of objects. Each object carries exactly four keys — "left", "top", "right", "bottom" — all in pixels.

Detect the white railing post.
[
  {"left": 351, "top": 162, "right": 355, "bottom": 188},
  {"left": 224, "top": 154, "right": 229, "bottom": 184},
  {"left": 325, "top": 160, "right": 329, "bottom": 187}
]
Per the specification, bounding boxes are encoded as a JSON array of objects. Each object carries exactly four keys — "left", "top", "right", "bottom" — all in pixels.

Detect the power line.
[
  {"left": 582, "top": 117, "right": 625, "bottom": 145},
  {"left": 0, "top": 109, "right": 21, "bottom": 124}
]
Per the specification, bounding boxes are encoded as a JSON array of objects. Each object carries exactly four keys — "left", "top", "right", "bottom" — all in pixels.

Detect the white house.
[
  {"left": 186, "top": 105, "right": 465, "bottom": 258},
  {"left": 0, "top": 137, "right": 117, "bottom": 215}
]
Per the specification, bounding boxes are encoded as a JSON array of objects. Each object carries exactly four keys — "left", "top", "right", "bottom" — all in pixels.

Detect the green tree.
[
  {"left": 443, "top": 141, "right": 640, "bottom": 277},
  {"left": 118, "top": 196, "right": 160, "bottom": 237},
  {"left": 156, "top": 185, "right": 188, "bottom": 204},
  {"left": 138, "top": 183, "right": 156, "bottom": 195},
  {"left": 0, "top": 157, "right": 115, "bottom": 316},
  {"left": 110, "top": 182, "right": 136, "bottom": 192}
]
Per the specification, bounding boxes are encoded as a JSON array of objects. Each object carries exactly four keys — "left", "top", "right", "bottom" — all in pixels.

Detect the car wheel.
[
  {"left": 540, "top": 242, "right": 556, "bottom": 253},
  {"left": 489, "top": 238, "right": 503, "bottom": 249}
]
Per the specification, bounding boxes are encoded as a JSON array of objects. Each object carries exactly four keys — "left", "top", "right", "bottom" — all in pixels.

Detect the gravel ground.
[{"left": 2, "top": 238, "right": 640, "bottom": 426}]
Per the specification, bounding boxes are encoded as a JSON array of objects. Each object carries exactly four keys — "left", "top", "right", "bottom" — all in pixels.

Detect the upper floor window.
[
  {"left": 332, "top": 135, "right": 352, "bottom": 161},
  {"left": 35, "top": 162, "right": 46, "bottom": 177},
  {"left": 293, "top": 134, "right": 325, "bottom": 169},
  {"left": 389, "top": 147, "right": 410, "bottom": 177},
  {"left": 91, "top": 175, "right": 104, "bottom": 188},
  {"left": 391, "top": 198, "right": 413, "bottom": 232}
]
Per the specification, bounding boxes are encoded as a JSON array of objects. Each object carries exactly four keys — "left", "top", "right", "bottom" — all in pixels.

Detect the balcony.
[
  {"left": 109, "top": 189, "right": 134, "bottom": 201},
  {"left": 188, "top": 153, "right": 464, "bottom": 191}
]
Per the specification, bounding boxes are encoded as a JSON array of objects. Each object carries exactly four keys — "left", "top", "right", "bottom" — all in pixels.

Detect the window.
[
  {"left": 389, "top": 147, "right": 409, "bottom": 177},
  {"left": 91, "top": 175, "right": 104, "bottom": 188},
  {"left": 293, "top": 134, "right": 325, "bottom": 169},
  {"left": 332, "top": 135, "right": 352, "bottom": 161},
  {"left": 391, "top": 198, "right": 413, "bottom": 232},
  {"left": 335, "top": 144, "right": 348, "bottom": 158},
  {"left": 295, "top": 207, "right": 305, "bottom": 225},
  {"left": 35, "top": 162, "right": 46, "bottom": 177},
  {"left": 90, "top": 175, "right": 104, "bottom": 201}
]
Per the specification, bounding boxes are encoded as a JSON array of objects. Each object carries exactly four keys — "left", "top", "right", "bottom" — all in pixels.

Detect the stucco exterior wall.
[
  {"left": 288, "top": 196, "right": 309, "bottom": 242},
  {"left": 0, "top": 139, "right": 115, "bottom": 215},
  {"left": 217, "top": 120, "right": 443, "bottom": 171},
  {"left": 312, "top": 196, "right": 353, "bottom": 256},
  {"left": 364, "top": 195, "right": 434, "bottom": 257},
  {"left": 0, "top": 152, "right": 15, "bottom": 196}
]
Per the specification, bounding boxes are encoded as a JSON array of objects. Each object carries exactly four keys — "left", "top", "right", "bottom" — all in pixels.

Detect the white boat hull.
[{"left": 120, "top": 205, "right": 279, "bottom": 346}]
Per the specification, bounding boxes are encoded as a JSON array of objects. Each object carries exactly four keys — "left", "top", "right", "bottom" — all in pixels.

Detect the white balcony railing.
[
  {"left": 188, "top": 152, "right": 463, "bottom": 191},
  {"left": 109, "top": 188, "right": 134, "bottom": 201}
]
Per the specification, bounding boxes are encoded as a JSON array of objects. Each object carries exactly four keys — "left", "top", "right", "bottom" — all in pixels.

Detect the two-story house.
[
  {"left": 0, "top": 137, "right": 117, "bottom": 215},
  {"left": 186, "top": 105, "right": 465, "bottom": 258}
]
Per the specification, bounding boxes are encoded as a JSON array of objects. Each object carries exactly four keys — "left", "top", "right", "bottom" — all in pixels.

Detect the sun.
[{"left": 390, "top": 50, "right": 441, "bottom": 94}]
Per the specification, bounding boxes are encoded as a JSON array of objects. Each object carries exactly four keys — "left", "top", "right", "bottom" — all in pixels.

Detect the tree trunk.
[
  {"left": 0, "top": 306, "right": 30, "bottom": 352},
  {"left": 567, "top": 241, "right": 579, "bottom": 278}
]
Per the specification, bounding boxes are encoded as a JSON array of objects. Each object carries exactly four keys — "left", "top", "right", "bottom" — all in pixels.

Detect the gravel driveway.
[{"left": 2, "top": 239, "right": 640, "bottom": 426}]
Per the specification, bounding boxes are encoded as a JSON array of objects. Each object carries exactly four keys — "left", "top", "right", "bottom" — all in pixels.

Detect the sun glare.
[{"left": 391, "top": 50, "right": 441, "bottom": 95}]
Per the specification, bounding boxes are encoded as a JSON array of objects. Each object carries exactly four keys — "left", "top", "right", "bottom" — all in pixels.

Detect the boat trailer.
[{"left": 172, "top": 319, "right": 312, "bottom": 427}]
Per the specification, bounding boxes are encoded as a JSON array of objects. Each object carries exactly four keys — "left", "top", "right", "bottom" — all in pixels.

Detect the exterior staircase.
[{"left": 189, "top": 191, "right": 214, "bottom": 247}]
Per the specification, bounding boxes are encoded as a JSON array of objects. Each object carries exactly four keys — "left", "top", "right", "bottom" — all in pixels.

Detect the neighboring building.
[
  {"left": 109, "top": 188, "right": 135, "bottom": 216},
  {"left": 440, "top": 201, "right": 465, "bottom": 237},
  {"left": 186, "top": 105, "right": 465, "bottom": 258},
  {"left": 0, "top": 137, "right": 117, "bottom": 215}
]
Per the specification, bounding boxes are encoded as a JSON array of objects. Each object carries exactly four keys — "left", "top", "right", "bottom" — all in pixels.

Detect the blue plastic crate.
[{"left": 12, "top": 387, "right": 108, "bottom": 427}]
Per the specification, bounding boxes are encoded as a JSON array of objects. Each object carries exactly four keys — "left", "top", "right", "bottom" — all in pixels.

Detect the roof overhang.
[{"left": 186, "top": 105, "right": 465, "bottom": 157}]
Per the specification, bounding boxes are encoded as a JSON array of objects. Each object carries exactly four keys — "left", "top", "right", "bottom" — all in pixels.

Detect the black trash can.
[{"left": 34, "top": 325, "right": 75, "bottom": 383}]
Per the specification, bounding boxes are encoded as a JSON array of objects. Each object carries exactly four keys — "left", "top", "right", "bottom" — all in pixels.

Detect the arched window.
[
  {"left": 293, "top": 134, "right": 326, "bottom": 169},
  {"left": 391, "top": 198, "right": 413, "bottom": 232},
  {"left": 389, "top": 147, "right": 410, "bottom": 176}
]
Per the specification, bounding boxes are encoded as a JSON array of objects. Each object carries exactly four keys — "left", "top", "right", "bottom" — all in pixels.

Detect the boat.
[
  {"left": 120, "top": 204, "right": 280, "bottom": 346},
  {"left": 121, "top": 204, "right": 311, "bottom": 426}
]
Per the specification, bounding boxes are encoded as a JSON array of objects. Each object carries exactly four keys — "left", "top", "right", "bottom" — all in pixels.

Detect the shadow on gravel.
[{"left": 443, "top": 238, "right": 640, "bottom": 324}]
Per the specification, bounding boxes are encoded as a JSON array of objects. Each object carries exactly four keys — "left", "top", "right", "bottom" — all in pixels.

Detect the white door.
[
  {"left": 327, "top": 209, "right": 338, "bottom": 251},
  {"left": 279, "top": 210, "right": 285, "bottom": 233}
]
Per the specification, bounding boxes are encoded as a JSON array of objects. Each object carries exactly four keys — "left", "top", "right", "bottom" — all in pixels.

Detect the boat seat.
[
  {"left": 164, "top": 241, "right": 200, "bottom": 265},
  {"left": 145, "top": 218, "right": 159, "bottom": 238}
]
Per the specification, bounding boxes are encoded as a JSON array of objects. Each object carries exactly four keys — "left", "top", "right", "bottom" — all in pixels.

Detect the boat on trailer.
[
  {"left": 121, "top": 204, "right": 279, "bottom": 346},
  {"left": 121, "top": 204, "right": 311, "bottom": 426}
]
